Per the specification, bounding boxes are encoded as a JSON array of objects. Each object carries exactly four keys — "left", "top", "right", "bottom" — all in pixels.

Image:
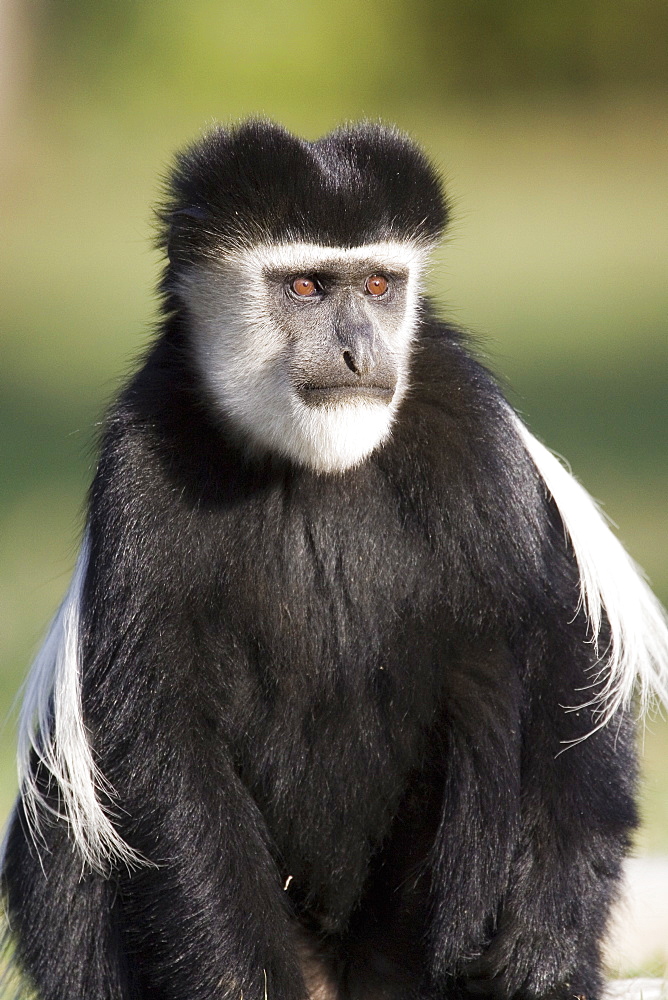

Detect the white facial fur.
[{"left": 178, "top": 241, "right": 429, "bottom": 474}]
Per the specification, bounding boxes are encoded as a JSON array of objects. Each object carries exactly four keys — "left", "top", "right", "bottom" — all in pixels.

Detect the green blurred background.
[{"left": 1, "top": 0, "right": 667, "bottom": 979}]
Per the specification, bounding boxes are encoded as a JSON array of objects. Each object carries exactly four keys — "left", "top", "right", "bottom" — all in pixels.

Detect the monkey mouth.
[{"left": 297, "top": 383, "right": 395, "bottom": 406}]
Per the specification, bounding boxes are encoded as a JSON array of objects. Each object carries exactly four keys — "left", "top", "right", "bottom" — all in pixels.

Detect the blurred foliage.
[
  {"left": 415, "top": 0, "right": 668, "bottom": 94},
  {"left": 32, "top": 0, "right": 668, "bottom": 103},
  {"left": 0, "top": 3, "right": 667, "bottom": 984}
]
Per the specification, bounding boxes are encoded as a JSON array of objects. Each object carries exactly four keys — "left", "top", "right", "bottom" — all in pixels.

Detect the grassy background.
[{"left": 0, "top": 0, "right": 667, "bottom": 984}]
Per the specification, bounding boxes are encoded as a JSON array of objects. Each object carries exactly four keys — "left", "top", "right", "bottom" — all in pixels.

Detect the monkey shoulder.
[{"left": 390, "top": 319, "right": 554, "bottom": 587}]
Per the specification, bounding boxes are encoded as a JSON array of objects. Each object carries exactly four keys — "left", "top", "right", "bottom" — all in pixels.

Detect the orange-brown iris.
[
  {"left": 365, "top": 275, "right": 388, "bottom": 297},
  {"left": 292, "top": 277, "right": 317, "bottom": 297}
]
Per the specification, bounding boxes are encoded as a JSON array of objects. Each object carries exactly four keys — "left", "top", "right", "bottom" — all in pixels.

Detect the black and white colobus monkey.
[{"left": 2, "top": 120, "right": 668, "bottom": 1000}]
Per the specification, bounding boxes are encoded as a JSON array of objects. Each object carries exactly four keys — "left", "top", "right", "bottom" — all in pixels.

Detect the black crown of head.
[{"left": 160, "top": 119, "right": 449, "bottom": 263}]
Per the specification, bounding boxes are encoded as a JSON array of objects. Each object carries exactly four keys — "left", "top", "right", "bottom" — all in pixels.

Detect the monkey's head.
[{"left": 159, "top": 120, "right": 448, "bottom": 473}]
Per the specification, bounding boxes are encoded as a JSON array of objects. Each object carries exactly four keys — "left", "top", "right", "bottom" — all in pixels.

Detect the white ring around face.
[{"left": 179, "top": 240, "right": 430, "bottom": 474}]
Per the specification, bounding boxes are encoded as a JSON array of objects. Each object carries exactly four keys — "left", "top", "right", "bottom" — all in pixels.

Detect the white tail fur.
[
  {"left": 515, "top": 415, "right": 668, "bottom": 732},
  {"left": 16, "top": 534, "right": 144, "bottom": 872}
]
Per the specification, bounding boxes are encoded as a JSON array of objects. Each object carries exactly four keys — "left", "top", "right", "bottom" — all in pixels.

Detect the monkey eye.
[
  {"left": 290, "top": 277, "right": 319, "bottom": 298},
  {"left": 365, "top": 275, "right": 389, "bottom": 297}
]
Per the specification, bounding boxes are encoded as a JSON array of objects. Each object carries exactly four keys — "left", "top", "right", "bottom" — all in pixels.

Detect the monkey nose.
[
  {"left": 338, "top": 324, "right": 379, "bottom": 378},
  {"left": 341, "top": 347, "right": 376, "bottom": 378},
  {"left": 342, "top": 349, "right": 364, "bottom": 376}
]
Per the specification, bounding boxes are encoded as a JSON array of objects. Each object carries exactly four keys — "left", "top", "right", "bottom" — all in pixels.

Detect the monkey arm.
[
  {"left": 424, "top": 643, "right": 523, "bottom": 978},
  {"left": 81, "top": 624, "right": 307, "bottom": 1000},
  {"left": 458, "top": 613, "right": 638, "bottom": 1000},
  {"left": 75, "top": 499, "right": 308, "bottom": 1000},
  {"left": 113, "top": 745, "right": 305, "bottom": 1000}
]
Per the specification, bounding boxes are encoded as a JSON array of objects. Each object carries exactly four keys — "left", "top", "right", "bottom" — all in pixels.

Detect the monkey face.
[
  {"left": 178, "top": 241, "right": 427, "bottom": 473},
  {"left": 159, "top": 120, "right": 446, "bottom": 473}
]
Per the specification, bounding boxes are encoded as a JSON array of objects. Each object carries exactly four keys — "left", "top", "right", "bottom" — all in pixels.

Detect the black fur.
[
  {"left": 159, "top": 119, "right": 448, "bottom": 271},
  {"left": 2, "top": 122, "right": 637, "bottom": 1000}
]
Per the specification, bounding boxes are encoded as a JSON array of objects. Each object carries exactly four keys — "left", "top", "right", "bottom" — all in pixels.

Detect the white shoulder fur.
[
  {"left": 12, "top": 534, "right": 144, "bottom": 873},
  {"left": 515, "top": 414, "right": 668, "bottom": 734}
]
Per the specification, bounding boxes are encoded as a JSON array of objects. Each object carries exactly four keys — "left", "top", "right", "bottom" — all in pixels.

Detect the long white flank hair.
[
  {"left": 12, "top": 533, "right": 143, "bottom": 874},
  {"left": 515, "top": 414, "right": 668, "bottom": 733},
  {"left": 8, "top": 421, "right": 668, "bottom": 871}
]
